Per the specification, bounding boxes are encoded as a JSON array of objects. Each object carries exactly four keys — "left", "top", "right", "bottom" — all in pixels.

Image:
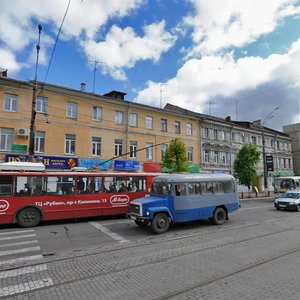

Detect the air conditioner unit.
[{"left": 17, "top": 128, "right": 30, "bottom": 137}]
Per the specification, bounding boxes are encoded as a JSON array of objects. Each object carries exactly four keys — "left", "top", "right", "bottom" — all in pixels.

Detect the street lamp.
[{"left": 262, "top": 106, "right": 279, "bottom": 190}]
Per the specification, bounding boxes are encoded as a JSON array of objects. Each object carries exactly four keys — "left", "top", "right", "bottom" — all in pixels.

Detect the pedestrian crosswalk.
[{"left": 0, "top": 228, "right": 54, "bottom": 298}]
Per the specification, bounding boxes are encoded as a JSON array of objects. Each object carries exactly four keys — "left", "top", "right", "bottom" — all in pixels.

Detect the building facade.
[
  {"left": 0, "top": 77, "right": 200, "bottom": 172},
  {"left": 283, "top": 123, "right": 300, "bottom": 175},
  {"left": 165, "top": 104, "right": 293, "bottom": 191}
]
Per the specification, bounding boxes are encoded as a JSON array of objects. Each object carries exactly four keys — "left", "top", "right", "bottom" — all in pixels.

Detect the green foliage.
[
  {"left": 162, "top": 139, "right": 189, "bottom": 173},
  {"left": 233, "top": 144, "right": 261, "bottom": 189}
]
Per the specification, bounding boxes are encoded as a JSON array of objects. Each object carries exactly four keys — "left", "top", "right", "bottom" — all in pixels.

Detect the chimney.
[
  {"left": 0, "top": 68, "right": 8, "bottom": 77},
  {"left": 225, "top": 116, "right": 231, "bottom": 122},
  {"left": 80, "top": 83, "right": 86, "bottom": 92}
]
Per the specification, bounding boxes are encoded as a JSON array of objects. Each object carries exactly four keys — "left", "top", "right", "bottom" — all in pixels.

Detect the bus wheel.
[
  {"left": 212, "top": 207, "right": 226, "bottom": 225},
  {"left": 135, "top": 220, "right": 149, "bottom": 227},
  {"left": 17, "top": 207, "right": 41, "bottom": 228},
  {"left": 151, "top": 213, "right": 169, "bottom": 234}
]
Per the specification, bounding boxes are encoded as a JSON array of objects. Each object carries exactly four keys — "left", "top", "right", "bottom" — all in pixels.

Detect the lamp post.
[
  {"left": 262, "top": 107, "right": 279, "bottom": 190},
  {"left": 28, "top": 24, "right": 42, "bottom": 161}
]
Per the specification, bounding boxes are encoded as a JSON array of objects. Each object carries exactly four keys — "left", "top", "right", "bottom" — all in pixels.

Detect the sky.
[{"left": 1, "top": 0, "right": 300, "bottom": 131}]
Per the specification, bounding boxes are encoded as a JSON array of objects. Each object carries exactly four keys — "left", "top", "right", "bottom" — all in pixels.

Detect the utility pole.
[
  {"left": 28, "top": 24, "right": 42, "bottom": 161},
  {"left": 261, "top": 106, "right": 279, "bottom": 190}
]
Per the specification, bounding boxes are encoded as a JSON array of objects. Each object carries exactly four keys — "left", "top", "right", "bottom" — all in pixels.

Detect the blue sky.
[{"left": 1, "top": 0, "right": 300, "bottom": 131}]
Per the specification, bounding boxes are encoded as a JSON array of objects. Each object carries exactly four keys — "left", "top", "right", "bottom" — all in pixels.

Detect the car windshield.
[{"left": 284, "top": 193, "right": 300, "bottom": 199}]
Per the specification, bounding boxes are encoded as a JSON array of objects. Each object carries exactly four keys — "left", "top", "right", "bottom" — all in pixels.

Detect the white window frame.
[
  {"left": 129, "top": 113, "right": 138, "bottom": 127},
  {"left": 130, "top": 141, "right": 137, "bottom": 158},
  {"left": 187, "top": 147, "right": 193, "bottom": 162},
  {"left": 92, "top": 106, "right": 102, "bottom": 121},
  {"left": 115, "top": 139, "right": 123, "bottom": 156},
  {"left": 161, "top": 119, "right": 167, "bottom": 132},
  {"left": 115, "top": 111, "right": 124, "bottom": 124},
  {"left": 187, "top": 124, "right": 193, "bottom": 135},
  {"left": 146, "top": 116, "right": 153, "bottom": 129},
  {"left": 175, "top": 121, "right": 181, "bottom": 134},
  {"left": 65, "top": 134, "right": 76, "bottom": 155},
  {"left": 36, "top": 96, "right": 48, "bottom": 114},
  {"left": 92, "top": 137, "right": 101, "bottom": 156},
  {"left": 4, "top": 94, "right": 17, "bottom": 112},
  {"left": 204, "top": 150, "right": 210, "bottom": 163},
  {"left": 146, "top": 142, "right": 153, "bottom": 160},
  {"left": 66, "top": 102, "right": 78, "bottom": 119},
  {"left": 0, "top": 128, "right": 13, "bottom": 151},
  {"left": 35, "top": 131, "right": 45, "bottom": 153},
  {"left": 161, "top": 144, "right": 167, "bottom": 159}
]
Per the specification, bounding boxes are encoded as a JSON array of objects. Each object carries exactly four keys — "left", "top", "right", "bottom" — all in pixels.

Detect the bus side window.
[
  {"left": 213, "top": 182, "right": 224, "bottom": 194},
  {"left": 188, "top": 184, "right": 195, "bottom": 195},
  {"left": 0, "top": 175, "right": 13, "bottom": 197},
  {"left": 202, "top": 182, "right": 213, "bottom": 195},
  {"left": 195, "top": 183, "right": 202, "bottom": 195},
  {"left": 175, "top": 184, "right": 186, "bottom": 196}
]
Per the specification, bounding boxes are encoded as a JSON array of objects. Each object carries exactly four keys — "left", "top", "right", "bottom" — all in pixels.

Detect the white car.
[{"left": 274, "top": 190, "right": 300, "bottom": 211}]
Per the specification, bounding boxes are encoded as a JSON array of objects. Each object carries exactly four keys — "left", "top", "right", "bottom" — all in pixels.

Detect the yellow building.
[{"left": 0, "top": 76, "right": 200, "bottom": 171}]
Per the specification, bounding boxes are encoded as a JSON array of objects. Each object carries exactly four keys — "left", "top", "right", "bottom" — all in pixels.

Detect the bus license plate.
[{"left": 130, "top": 215, "right": 137, "bottom": 220}]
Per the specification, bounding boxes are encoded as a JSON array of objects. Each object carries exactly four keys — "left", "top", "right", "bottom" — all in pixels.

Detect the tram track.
[{"left": 1, "top": 214, "right": 299, "bottom": 299}]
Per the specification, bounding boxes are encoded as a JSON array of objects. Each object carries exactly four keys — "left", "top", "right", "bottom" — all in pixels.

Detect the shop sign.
[
  {"left": 5, "top": 154, "right": 78, "bottom": 169},
  {"left": 143, "top": 162, "right": 162, "bottom": 172},
  {"left": 114, "top": 160, "right": 140, "bottom": 171},
  {"left": 79, "top": 159, "right": 112, "bottom": 170}
]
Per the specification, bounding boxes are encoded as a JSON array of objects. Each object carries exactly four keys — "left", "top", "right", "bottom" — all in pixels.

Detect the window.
[
  {"left": 0, "top": 128, "right": 13, "bottom": 151},
  {"left": 146, "top": 116, "right": 153, "bottom": 129},
  {"left": 4, "top": 94, "right": 17, "bottom": 112},
  {"left": 92, "top": 106, "right": 102, "bottom": 121},
  {"left": 146, "top": 142, "right": 153, "bottom": 160},
  {"left": 129, "top": 113, "right": 138, "bottom": 127},
  {"left": 35, "top": 131, "right": 45, "bottom": 153},
  {"left": 213, "top": 129, "right": 218, "bottom": 140},
  {"left": 175, "top": 121, "right": 181, "bottom": 134},
  {"left": 66, "top": 102, "right": 78, "bottom": 119},
  {"left": 92, "top": 137, "right": 101, "bottom": 156},
  {"left": 203, "top": 127, "right": 209, "bottom": 138},
  {"left": 115, "top": 111, "right": 123, "bottom": 124},
  {"left": 251, "top": 136, "right": 257, "bottom": 145},
  {"left": 15, "top": 176, "right": 45, "bottom": 196},
  {"left": 65, "top": 134, "right": 76, "bottom": 154},
  {"left": 130, "top": 141, "right": 137, "bottom": 158},
  {"left": 46, "top": 176, "right": 75, "bottom": 195},
  {"left": 36, "top": 96, "right": 48, "bottom": 114},
  {"left": 271, "top": 139, "right": 275, "bottom": 148},
  {"left": 115, "top": 139, "right": 123, "bottom": 156},
  {"left": 161, "top": 119, "right": 167, "bottom": 132},
  {"left": 187, "top": 124, "right": 193, "bottom": 135},
  {"left": 204, "top": 150, "right": 210, "bottom": 163},
  {"left": 161, "top": 144, "right": 167, "bottom": 160},
  {"left": 187, "top": 147, "right": 193, "bottom": 162},
  {"left": 214, "top": 151, "right": 219, "bottom": 163}
]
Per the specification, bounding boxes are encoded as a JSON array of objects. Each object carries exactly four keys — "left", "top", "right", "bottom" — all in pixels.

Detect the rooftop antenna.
[
  {"left": 297, "top": 101, "right": 300, "bottom": 123},
  {"left": 91, "top": 60, "right": 105, "bottom": 93},
  {"left": 160, "top": 83, "right": 164, "bottom": 108},
  {"left": 209, "top": 101, "right": 212, "bottom": 115}
]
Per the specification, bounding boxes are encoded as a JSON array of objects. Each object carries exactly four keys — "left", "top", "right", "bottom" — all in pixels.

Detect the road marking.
[
  {"left": 0, "top": 278, "right": 54, "bottom": 297},
  {"left": 0, "top": 246, "right": 41, "bottom": 257},
  {"left": 240, "top": 205, "right": 271, "bottom": 211},
  {"left": 0, "top": 229, "right": 34, "bottom": 236},
  {"left": 0, "top": 240, "right": 38, "bottom": 249},
  {"left": 89, "top": 221, "right": 129, "bottom": 243},
  {"left": 0, "top": 234, "right": 36, "bottom": 241},
  {"left": 0, "top": 254, "right": 43, "bottom": 267},
  {"left": 0, "top": 264, "right": 48, "bottom": 279}
]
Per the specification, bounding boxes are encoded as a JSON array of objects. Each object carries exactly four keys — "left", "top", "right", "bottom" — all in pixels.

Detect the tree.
[
  {"left": 233, "top": 144, "right": 260, "bottom": 190},
  {"left": 162, "top": 139, "right": 189, "bottom": 173}
]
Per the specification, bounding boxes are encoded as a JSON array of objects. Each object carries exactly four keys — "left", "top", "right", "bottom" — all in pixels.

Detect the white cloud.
[
  {"left": 82, "top": 21, "right": 177, "bottom": 80},
  {"left": 185, "top": 0, "right": 300, "bottom": 55},
  {"left": 0, "top": 49, "right": 23, "bottom": 73},
  {"left": 0, "top": 0, "right": 143, "bottom": 74},
  {"left": 134, "top": 39, "right": 300, "bottom": 129}
]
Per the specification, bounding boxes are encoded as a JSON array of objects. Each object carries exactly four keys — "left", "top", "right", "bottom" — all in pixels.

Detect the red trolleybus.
[{"left": 0, "top": 162, "right": 160, "bottom": 227}]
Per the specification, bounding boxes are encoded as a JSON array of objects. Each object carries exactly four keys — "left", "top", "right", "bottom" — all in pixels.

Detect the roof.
[{"left": 153, "top": 173, "right": 235, "bottom": 183}]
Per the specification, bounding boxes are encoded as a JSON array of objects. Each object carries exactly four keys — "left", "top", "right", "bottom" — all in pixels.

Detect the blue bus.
[{"left": 127, "top": 173, "right": 240, "bottom": 233}]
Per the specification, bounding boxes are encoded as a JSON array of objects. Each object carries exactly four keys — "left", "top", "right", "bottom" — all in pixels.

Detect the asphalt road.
[{"left": 1, "top": 197, "right": 300, "bottom": 299}]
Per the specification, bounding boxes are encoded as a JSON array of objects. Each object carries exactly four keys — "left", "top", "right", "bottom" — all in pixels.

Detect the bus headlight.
[{"left": 146, "top": 211, "right": 150, "bottom": 216}]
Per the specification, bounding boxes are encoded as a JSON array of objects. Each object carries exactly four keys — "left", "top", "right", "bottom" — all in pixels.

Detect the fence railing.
[{"left": 239, "top": 191, "right": 274, "bottom": 199}]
